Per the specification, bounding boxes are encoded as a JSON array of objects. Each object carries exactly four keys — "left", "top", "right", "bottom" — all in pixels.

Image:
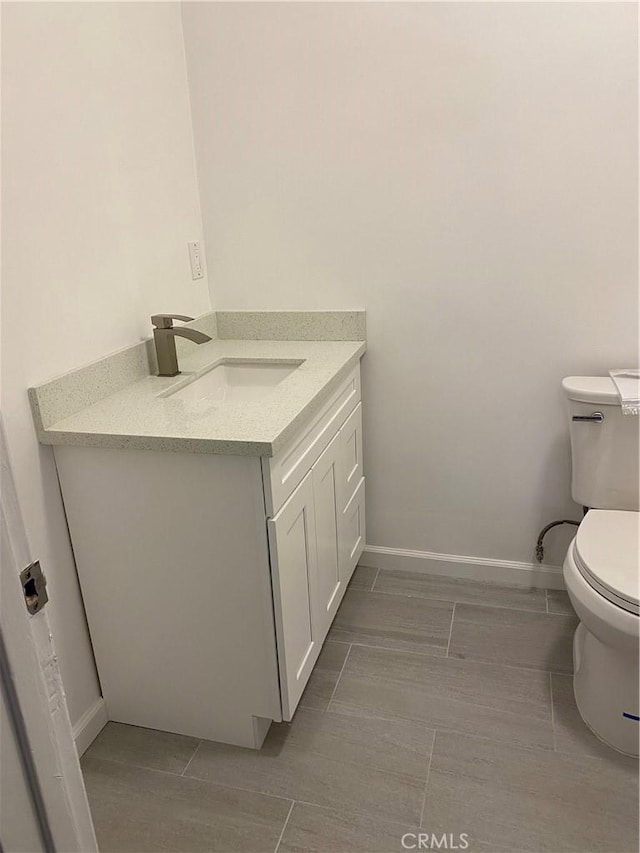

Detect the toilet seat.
[{"left": 573, "top": 510, "right": 639, "bottom": 616}]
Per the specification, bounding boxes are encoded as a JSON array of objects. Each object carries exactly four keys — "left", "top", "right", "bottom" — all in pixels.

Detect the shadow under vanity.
[{"left": 29, "top": 310, "right": 366, "bottom": 748}]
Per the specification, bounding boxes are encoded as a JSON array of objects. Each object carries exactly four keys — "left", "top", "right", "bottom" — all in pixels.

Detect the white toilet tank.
[{"left": 563, "top": 376, "right": 640, "bottom": 511}]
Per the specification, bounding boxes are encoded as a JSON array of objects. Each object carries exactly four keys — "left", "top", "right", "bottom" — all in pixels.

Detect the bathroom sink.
[{"left": 167, "top": 360, "right": 302, "bottom": 403}]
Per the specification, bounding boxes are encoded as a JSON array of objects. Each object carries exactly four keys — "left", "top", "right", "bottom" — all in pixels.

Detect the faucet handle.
[{"left": 151, "top": 314, "right": 194, "bottom": 330}]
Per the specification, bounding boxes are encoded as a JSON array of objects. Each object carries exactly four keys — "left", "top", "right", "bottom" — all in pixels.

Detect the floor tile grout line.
[
  {"left": 181, "top": 739, "right": 203, "bottom": 777},
  {"left": 87, "top": 751, "right": 346, "bottom": 801},
  {"left": 261, "top": 732, "right": 434, "bottom": 787},
  {"left": 177, "top": 730, "right": 435, "bottom": 812},
  {"left": 445, "top": 656, "right": 574, "bottom": 677},
  {"left": 273, "top": 800, "right": 295, "bottom": 853},
  {"left": 174, "top": 769, "right": 298, "bottom": 806},
  {"left": 442, "top": 656, "right": 574, "bottom": 677},
  {"left": 325, "top": 702, "right": 441, "bottom": 731},
  {"left": 327, "top": 643, "right": 353, "bottom": 704},
  {"left": 178, "top": 735, "right": 632, "bottom": 807},
  {"left": 467, "top": 598, "right": 574, "bottom": 618},
  {"left": 329, "top": 639, "right": 449, "bottom": 659},
  {"left": 549, "top": 671, "right": 557, "bottom": 752},
  {"left": 325, "top": 700, "right": 553, "bottom": 747},
  {"left": 280, "top": 799, "right": 424, "bottom": 834},
  {"left": 346, "top": 586, "right": 557, "bottom": 616},
  {"left": 445, "top": 602, "right": 456, "bottom": 657},
  {"left": 92, "top": 742, "right": 498, "bottom": 833},
  {"left": 428, "top": 726, "right": 557, "bottom": 756},
  {"left": 546, "top": 592, "right": 576, "bottom": 617},
  {"left": 310, "top": 712, "right": 557, "bottom": 758},
  {"left": 370, "top": 567, "right": 381, "bottom": 591},
  {"left": 545, "top": 588, "right": 549, "bottom": 614},
  {"left": 176, "top": 725, "right": 635, "bottom": 821},
  {"left": 419, "top": 731, "right": 436, "bottom": 830},
  {"left": 84, "top": 752, "right": 200, "bottom": 780},
  {"left": 331, "top": 636, "right": 572, "bottom": 675}
]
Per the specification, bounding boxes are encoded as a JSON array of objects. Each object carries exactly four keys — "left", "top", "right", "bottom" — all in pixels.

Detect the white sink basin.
[{"left": 168, "top": 360, "right": 301, "bottom": 403}]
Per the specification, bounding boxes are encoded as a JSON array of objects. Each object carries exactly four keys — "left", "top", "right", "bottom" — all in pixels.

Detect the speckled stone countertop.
[{"left": 29, "top": 312, "right": 366, "bottom": 456}]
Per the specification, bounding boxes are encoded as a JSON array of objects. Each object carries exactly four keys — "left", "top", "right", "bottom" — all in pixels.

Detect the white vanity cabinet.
[
  {"left": 268, "top": 420, "right": 366, "bottom": 718},
  {"left": 264, "top": 369, "right": 365, "bottom": 719},
  {"left": 267, "top": 471, "right": 321, "bottom": 719},
  {"left": 310, "top": 433, "right": 344, "bottom": 638},
  {"left": 53, "top": 363, "right": 365, "bottom": 749}
]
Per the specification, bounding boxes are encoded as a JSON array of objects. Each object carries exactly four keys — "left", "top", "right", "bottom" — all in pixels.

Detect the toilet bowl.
[{"left": 563, "top": 509, "right": 639, "bottom": 757}]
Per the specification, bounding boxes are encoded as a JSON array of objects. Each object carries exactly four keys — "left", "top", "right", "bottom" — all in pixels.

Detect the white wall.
[
  {"left": 183, "top": 1, "right": 638, "bottom": 569},
  {"left": 2, "top": 2, "right": 210, "bottom": 725}
]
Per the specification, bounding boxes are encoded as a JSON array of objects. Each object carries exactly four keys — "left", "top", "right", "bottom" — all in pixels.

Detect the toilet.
[{"left": 562, "top": 376, "right": 639, "bottom": 757}]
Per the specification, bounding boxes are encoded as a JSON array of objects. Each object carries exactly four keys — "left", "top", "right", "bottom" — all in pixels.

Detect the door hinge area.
[{"left": 20, "top": 561, "right": 48, "bottom": 614}]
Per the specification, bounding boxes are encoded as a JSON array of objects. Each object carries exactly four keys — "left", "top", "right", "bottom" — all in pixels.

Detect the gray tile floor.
[{"left": 82, "top": 567, "right": 639, "bottom": 852}]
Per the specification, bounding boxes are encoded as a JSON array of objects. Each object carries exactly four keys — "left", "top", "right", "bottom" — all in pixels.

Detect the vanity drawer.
[{"left": 263, "top": 365, "right": 361, "bottom": 516}]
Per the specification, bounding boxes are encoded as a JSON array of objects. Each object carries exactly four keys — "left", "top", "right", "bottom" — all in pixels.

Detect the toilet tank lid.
[
  {"left": 575, "top": 510, "right": 639, "bottom": 608},
  {"left": 562, "top": 376, "right": 620, "bottom": 405}
]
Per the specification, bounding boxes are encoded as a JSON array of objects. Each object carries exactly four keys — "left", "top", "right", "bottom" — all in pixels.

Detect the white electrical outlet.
[{"left": 188, "top": 241, "right": 204, "bottom": 280}]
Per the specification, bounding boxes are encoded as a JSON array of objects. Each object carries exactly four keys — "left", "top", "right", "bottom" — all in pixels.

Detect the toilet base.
[{"left": 572, "top": 622, "right": 639, "bottom": 757}]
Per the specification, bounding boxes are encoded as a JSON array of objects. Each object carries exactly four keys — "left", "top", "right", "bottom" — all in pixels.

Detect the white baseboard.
[
  {"left": 72, "top": 697, "right": 108, "bottom": 757},
  {"left": 360, "top": 545, "right": 565, "bottom": 590}
]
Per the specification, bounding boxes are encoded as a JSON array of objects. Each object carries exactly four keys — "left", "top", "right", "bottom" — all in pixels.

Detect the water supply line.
[{"left": 535, "top": 519, "right": 580, "bottom": 563}]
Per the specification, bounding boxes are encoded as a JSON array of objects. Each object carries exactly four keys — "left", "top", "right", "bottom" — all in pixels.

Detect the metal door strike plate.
[{"left": 20, "top": 561, "right": 48, "bottom": 615}]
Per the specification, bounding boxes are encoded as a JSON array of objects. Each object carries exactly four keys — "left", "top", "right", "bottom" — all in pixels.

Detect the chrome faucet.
[{"left": 151, "top": 314, "right": 212, "bottom": 377}]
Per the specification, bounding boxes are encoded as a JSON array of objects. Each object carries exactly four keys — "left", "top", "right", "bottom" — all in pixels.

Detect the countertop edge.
[
  {"left": 40, "top": 428, "right": 275, "bottom": 457},
  {"left": 38, "top": 342, "right": 367, "bottom": 458},
  {"left": 269, "top": 346, "right": 366, "bottom": 456}
]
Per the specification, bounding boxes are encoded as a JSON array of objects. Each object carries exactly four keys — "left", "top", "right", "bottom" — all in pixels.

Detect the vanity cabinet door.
[
  {"left": 340, "top": 402, "right": 363, "bottom": 507},
  {"left": 267, "top": 471, "right": 322, "bottom": 720},
  {"left": 340, "top": 476, "right": 366, "bottom": 583},
  {"left": 311, "top": 433, "right": 344, "bottom": 640}
]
